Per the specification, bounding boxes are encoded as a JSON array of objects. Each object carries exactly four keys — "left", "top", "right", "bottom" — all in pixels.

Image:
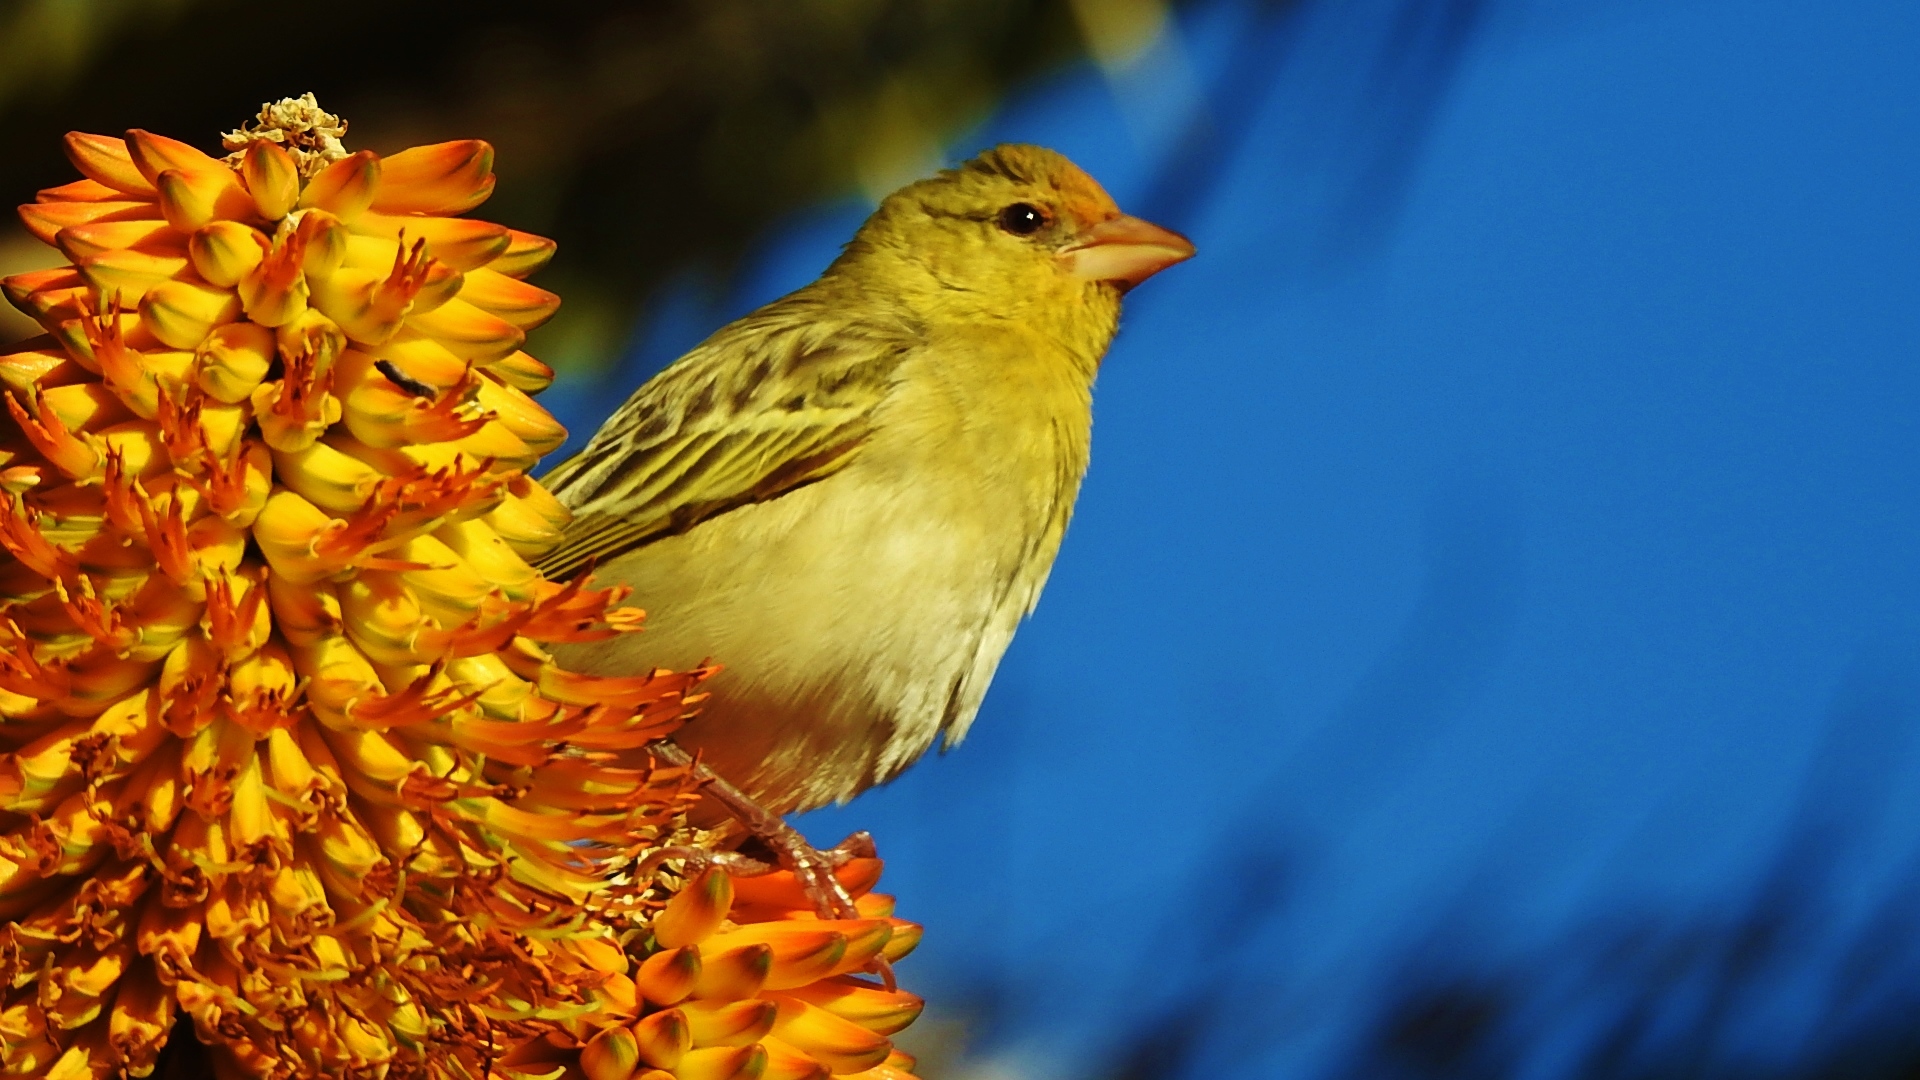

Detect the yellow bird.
[{"left": 539, "top": 144, "right": 1191, "bottom": 886}]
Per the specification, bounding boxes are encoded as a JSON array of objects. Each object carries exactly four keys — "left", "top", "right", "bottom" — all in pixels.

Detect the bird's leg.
[{"left": 649, "top": 741, "right": 871, "bottom": 919}]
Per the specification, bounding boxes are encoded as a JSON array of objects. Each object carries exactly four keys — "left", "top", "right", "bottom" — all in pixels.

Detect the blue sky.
[{"left": 547, "top": 0, "right": 1920, "bottom": 1073}]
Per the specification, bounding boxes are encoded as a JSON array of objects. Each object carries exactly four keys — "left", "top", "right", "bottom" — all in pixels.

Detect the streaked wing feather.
[{"left": 536, "top": 297, "right": 913, "bottom": 580}]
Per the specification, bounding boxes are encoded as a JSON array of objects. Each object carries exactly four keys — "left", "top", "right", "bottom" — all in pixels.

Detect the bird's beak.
[{"left": 1058, "top": 214, "right": 1195, "bottom": 288}]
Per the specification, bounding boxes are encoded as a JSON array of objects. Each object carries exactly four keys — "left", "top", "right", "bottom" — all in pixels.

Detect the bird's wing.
[{"left": 535, "top": 303, "right": 914, "bottom": 581}]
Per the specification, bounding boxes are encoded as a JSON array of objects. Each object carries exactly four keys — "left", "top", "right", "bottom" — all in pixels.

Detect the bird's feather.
[{"left": 537, "top": 295, "right": 919, "bottom": 580}]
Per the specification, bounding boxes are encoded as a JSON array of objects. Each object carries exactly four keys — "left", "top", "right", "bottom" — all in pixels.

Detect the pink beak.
[{"left": 1057, "top": 213, "right": 1195, "bottom": 288}]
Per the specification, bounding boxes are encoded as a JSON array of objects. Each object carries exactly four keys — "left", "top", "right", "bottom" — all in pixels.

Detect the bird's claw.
[
  {"left": 632, "top": 844, "right": 777, "bottom": 881},
  {"left": 751, "top": 830, "right": 894, "bottom": 985},
  {"left": 782, "top": 837, "right": 862, "bottom": 920},
  {"left": 632, "top": 837, "right": 858, "bottom": 919},
  {"left": 765, "top": 830, "right": 874, "bottom": 917},
  {"left": 824, "top": 830, "right": 877, "bottom": 864},
  {"left": 648, "top": 742, "right": 875, "bottom": 916},
  {"left": 645, "top": 743, "right": 896, "bottom": 984}
]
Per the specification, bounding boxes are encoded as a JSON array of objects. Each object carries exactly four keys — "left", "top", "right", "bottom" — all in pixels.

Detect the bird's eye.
[{"left": 996, "top": 202, "right": 1049, "bottom": 236}]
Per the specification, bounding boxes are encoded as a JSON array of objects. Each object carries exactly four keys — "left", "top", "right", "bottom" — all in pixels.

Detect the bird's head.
[{"left": 834, "top": 144, "right": 1193, "bottom": 355}]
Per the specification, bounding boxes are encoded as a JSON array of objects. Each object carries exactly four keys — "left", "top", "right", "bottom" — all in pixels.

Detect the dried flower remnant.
[
  {"left": 221, "top": 92, "right": 351, "bottom": 178},
  {"left": 0, "top": 96, "right": 925, "bottom": 1080}
]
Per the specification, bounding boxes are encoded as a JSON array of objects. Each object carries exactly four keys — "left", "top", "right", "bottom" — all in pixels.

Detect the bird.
[{"left": 537, "top": 144, "right": 1192, "bottom": 894}]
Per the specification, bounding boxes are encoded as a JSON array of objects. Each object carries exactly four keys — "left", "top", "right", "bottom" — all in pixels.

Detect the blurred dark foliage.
[
  {"left": 1133, "top": 0, "right": 1490, "bottom": 248},
  {"left": 1095, "top": 658, "right": 1920, "bottom": 1080},
  {"left": 0, "top": 0, "right": 1162, "bottom": 360},
  {"left": 0, "top": 0, "right": 1496, "bottom": 364}
]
